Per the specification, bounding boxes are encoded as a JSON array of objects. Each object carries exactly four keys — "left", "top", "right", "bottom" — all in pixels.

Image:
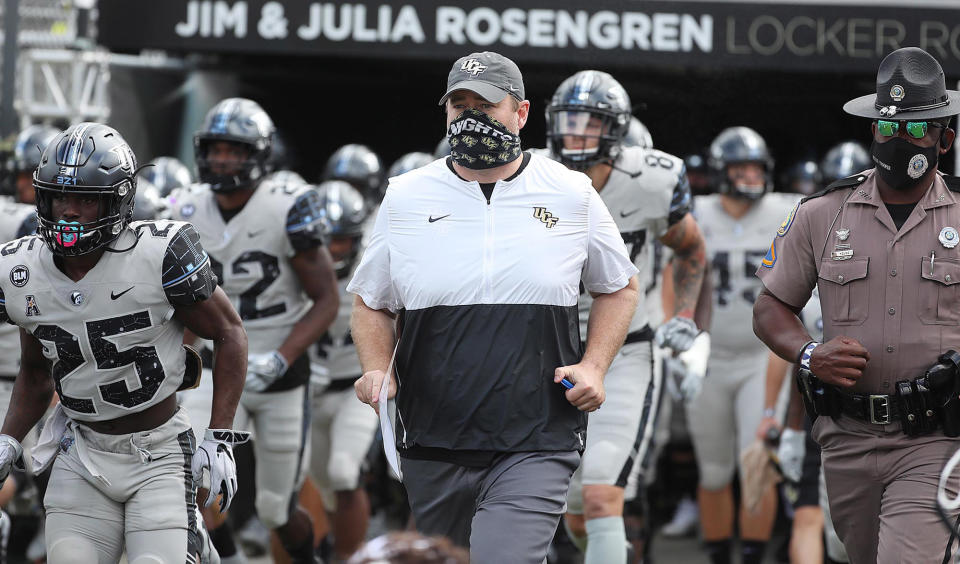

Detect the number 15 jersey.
[
  {"left": 0, "top": 221, "right": 216, "bottom": 422},
  {"left": 167, "top": 177, "right": 326, "bottom": 355}
]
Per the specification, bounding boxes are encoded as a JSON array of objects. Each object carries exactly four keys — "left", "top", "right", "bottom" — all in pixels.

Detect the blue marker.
[{"left": 560, "top": 378, "right": 574, "bottom": 390}]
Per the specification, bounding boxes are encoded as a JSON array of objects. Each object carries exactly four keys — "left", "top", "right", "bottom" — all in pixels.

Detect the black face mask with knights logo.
[{"left": 448, "top": 109, "right": 522, "bottom": 170}]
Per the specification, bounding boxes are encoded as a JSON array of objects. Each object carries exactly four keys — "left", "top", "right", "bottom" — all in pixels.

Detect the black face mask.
[
  {"left": 448, "top": 109, "right": 522, "bottom": 170},
  {"left": 870, "top": 135, "right": 940, "bottom": 191}
]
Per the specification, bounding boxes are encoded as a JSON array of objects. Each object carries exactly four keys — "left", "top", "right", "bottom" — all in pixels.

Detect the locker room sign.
[{"left": 98, "top": 1, "right": 960, "bottom": 74}]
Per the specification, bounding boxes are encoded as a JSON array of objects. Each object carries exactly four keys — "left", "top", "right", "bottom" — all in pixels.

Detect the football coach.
[{"left": 348, "top": 51, "right": 640, "bottom": 563}]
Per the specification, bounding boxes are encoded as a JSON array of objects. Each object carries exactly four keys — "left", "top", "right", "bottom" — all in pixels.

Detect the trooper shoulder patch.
[
  {"left": 801, "top": 173, "right": 868, "bottom": 203},
  {"left": 777, "top": 202, "right": 799, "bottom": 237}
]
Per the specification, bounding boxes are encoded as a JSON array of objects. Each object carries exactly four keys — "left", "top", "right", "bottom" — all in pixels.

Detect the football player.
[
  {"left": 142, "top": 156, "right": 194, "bottom": 198},
  {"left": 819, "top": 141, "right": 871, "bottom": 186},
  {"left": 308, "top": 180, "right": 379, "bottom": 560},
  {"left": 321, "top": 144, "right": 384, "bottom": 205},
  {"left": 0, "top": 122, "right": 248, "bottom": 562},
  {"left": 170, "top": 98, "right": 338, "bottom": 563},
  {"left": 547, "top": 70, "right": 707, "bottom": 564},
  {"left": 689, "top": 126, "right": 800, "bottom": 564}
]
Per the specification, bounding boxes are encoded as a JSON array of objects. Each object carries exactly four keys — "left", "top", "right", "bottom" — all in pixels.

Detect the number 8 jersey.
[
  {"left": 166, "top": 177, "right": 325, "bottom": 355},
  {"left": 0, "top": 221, "right": 216, "bottom": 421}
]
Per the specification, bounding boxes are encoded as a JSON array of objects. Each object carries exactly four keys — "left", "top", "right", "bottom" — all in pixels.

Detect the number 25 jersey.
[
  {"left": 0, "top": 221, "right": 216, "bottom": 421},
  {"left": 167, "top": 178, "right": 325, "bottom": 355}
]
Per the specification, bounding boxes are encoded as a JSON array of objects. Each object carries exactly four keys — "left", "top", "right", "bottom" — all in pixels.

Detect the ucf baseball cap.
[{"left": 438, "top": 51, "right": 525, "bottom": 106}]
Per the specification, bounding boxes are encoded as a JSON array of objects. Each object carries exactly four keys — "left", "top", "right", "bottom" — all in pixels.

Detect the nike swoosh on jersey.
[
  {"left": 428, "top": 214, "right": 451, "bottom": 223},
  {"left": 620, "top": 208, "right": 642, "bottom": 218},
  {"left": 248, "top": 230, "right": 263, "bottom": 237},
  {"left": 110, "top": 287, "right": 135, "bottom": 300}
]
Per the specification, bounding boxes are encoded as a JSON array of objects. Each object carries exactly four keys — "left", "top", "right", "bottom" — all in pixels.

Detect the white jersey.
[
  {"left": 801, "top": 287, "right": 823, "bottom": 342},
  {"left": 314, "top": 271, "right": 361, "bottom": 381},
  {"left": 578, "top": 146, "right": 691, "bottom": 338},
  {"left": 167, "top": 178, "right": 326, "bottom": 355},
  {"left": 0, "top": 198, "right": 37, "bottom": 377},
  {"left": 0, "top": 221, "right": 217, "bottom": 421},
  {"left": 695, "top": 192, "right": 801, "bottom": 355}
]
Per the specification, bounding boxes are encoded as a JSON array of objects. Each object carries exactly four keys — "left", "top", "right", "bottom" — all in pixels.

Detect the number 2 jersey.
[
  {"left": 0, "top": 198, "right": 38, "bottom": 378},
  {"left": 167, "top": 178, "right": 325, "bottom": 367},
  {"left": 578, "top": 145, "right": 692, "bottom": 339},
  {"left": 694, "top": 192, "right": 800, "bottom": 355},
  {"left": 0, "top": 221, "right": 216, "bottom": 422}
]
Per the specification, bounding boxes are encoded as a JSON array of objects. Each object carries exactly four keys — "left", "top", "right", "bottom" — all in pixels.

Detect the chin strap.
[{"left": 103, "top": 226, "right": 142, "bottom": 254}]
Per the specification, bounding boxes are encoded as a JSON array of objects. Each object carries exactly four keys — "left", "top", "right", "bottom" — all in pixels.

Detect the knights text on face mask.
[{"left": 449, "top": 117, "right": 516, "bottom": 141}]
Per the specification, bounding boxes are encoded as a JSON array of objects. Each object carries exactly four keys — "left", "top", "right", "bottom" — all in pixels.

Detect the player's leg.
[
  {"left": 326, "top": 386, "right": 378, "bottom": 560},
  {"left": 250, "top": 385, "right": 314, "bottom": 562},
  {"left": 183, "top": 371, "right": 249, "bottom": 563},
  {"left": 688, "top": 359, "right": 738, "bottom": 564},
  {"left": 735, "top": 364, "right": 777, "bottom": 564},
  {"left": 470, "top": 451, "right": 581, "bottom": 564},
  {"left": 580, "top": 341, "right": 659, "bottom": 564},
  {"left": 789, "top": 419, "right": 825, "bottom": 564},
  {"left": 43, "top": 447, "right": 124, "bottom": 563}
]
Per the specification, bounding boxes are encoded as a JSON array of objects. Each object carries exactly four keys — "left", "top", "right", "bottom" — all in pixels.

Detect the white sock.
[{"left": 585, "top": 516, "right": 627, "bottom": 564}]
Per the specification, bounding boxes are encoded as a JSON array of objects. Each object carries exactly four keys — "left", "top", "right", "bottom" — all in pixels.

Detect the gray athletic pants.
[{"left": 401, "top": 450, "right": 580, "bottom": 563}]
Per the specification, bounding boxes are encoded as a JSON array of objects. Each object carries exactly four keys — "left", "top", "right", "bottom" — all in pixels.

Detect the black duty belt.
[{"left": 839, "top": 392, "right": 901, "bottom": 425}]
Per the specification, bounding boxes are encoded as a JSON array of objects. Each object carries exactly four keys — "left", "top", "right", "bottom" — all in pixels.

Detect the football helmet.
[
  {"left": 33, "top": 122, "right": 139, "bottom": 256},
  {"left": 141, "top": 156, "right": 193, "bottom": 197},
  {"left": 623, "top": 116, "right": 653, "bottom": 149},
  {"left": 781, "top": 159, "right": 822, "bottom": 196},
  {"left": 708, "top": 126, "right": 774, "bottom": 199},
  {"left": 322, "top": 144, "right": 384, "bottom": 203},
  {"left": 315, "top": 180, "right": 367, "bottom": 278},
  {"left": 546, "top": 70, "right": 632, "bottom": 170},
  {"left": 820, "top": 141, "right": 870, "bottom": 184},
  {"left": 194, "top": 97, "right": 274, "bottom": 192},
  {"left": 14, "top": 125, "right": 60, "bottom": 175},
  {"left": 388, "top": 152, "right": 434, "bottom": 179}
]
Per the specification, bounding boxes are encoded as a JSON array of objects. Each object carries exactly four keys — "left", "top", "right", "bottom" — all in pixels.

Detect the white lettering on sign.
[
  {"left": 176, "top": 1, "right": 247, "bottom": 38},
  {"left": 296, "top": 3, "right": 425, "bottom": 43},
  {"left": 434, "top": 6, "right": 712, "bottom": 52}
]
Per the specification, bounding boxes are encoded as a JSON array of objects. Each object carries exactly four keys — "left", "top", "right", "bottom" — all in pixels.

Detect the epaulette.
[
  {"left": 942, "top": 175, "right": 960, "bottom": 193},
  {"left": 800, "top": 173, "right": 868, "bottom": 204}
]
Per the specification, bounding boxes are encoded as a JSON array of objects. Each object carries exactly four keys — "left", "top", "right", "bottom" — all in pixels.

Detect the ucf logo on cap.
[{"left": 460, "top": 59, "right": 487, "bottom": 76}]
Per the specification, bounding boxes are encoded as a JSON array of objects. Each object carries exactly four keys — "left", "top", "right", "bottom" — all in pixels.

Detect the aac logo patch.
[
  {"left": 25, "top": 295, "right": 40, "bottom": 317},
  {"left": 9, "top": 265, "right": 28, "bottom": 287},
  {"left": 777, "top": 202, "right": 799, "bottom": 237}
]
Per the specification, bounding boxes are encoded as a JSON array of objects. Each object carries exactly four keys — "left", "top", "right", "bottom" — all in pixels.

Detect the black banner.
[{"left": 99, "top": 1, "right": 960, "bottom": 74}]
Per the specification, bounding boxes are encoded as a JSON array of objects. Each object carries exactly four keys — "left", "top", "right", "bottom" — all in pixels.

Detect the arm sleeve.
[
  {"left": 755, "top": 201, "right": 819, "bottom": 308},
  {"left": 667, "top": 167, "right": 693, "bottom": 227},
  {"left": 162, "top": 223, "right": 217, "bottom": 305},
  {"left": 345, "top": 199, "right": 399, "bottom": 312},
  {"left": 582, "top": 188, "right": 640, "bottom": 294},
  {"left": 286, "top": 189, "right": 327, "bottom": 253}
]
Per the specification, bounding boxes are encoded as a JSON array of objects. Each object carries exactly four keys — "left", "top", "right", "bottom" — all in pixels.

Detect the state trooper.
[{"left": 754, "top": 47, "right": 960, "bottom": 563}]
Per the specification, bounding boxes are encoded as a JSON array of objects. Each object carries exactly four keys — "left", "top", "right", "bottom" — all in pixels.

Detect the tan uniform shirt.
[{"left": 757, "top": 170, "right": 960, "bottom": 395}]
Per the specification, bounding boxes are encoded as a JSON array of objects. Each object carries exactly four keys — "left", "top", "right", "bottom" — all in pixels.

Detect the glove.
[
  {"left": 0, "top": 435, "right": 23, "bottom": 489},
  {"left": 776, "top": 428, "right": 806, "bottom": 483},
  {"left": 655, "top": 316, "right": 699, "bottom": 353},
  {"left": 245, "top": 351, "right": 289, "bottom": 392},
  {"left": 191, "top": 429, "right": 250, "bottom": 512},
  {"left": 674, "top": 332, "right": 710, "bottom": 403}
]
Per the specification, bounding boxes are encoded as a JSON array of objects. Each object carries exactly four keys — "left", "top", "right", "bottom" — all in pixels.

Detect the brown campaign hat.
[
  {"left": 844, "top": 47, "right": 960, "bottom": 120},
  {"left": 438, "top": 52, "right": 525, "bottom": 106}
]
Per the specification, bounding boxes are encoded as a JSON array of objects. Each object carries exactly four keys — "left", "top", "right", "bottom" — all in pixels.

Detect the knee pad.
[
  {"left": 256, "top": 490, "right": 291, "bottom": 530},
  {"left": 327, "top": 451, "right": 362, "bottom": 491},
  {"left": 698, "top": 461, "right": 735, "bottom": 491},
  {"left": 47, "top": 537, "right": 100, "bottom": 564}
]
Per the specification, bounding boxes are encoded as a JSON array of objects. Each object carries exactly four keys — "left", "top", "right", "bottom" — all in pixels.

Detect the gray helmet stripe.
[{"left": 65, "top": 123, "right": 92, "bottom": 176}]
